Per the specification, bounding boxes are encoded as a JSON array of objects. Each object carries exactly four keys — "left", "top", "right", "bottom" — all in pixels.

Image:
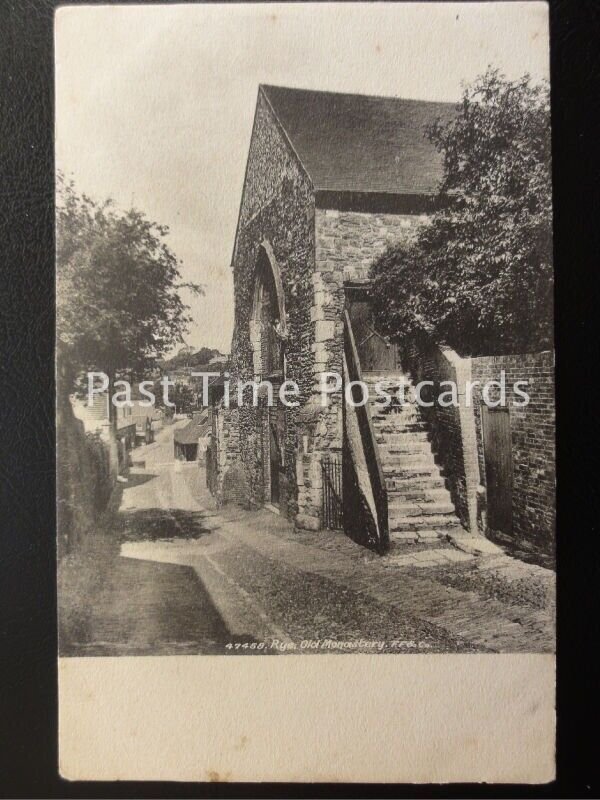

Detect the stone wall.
[
  {"left": 238, "top": 91, "right": 305, "bottom": 230},
  {"left": 400, "top": 336, "right": 479, "bottom": 532},
  {"left": 315, "top": 208, "right": 426, "bottom": 284},
  {"left": 471, "top": 351, "right": 555, "bottom": 555},
  {"left": 226, "top": 90, "right": 316, "bottom": 520},
  {"left": 57, "top": 396, "right": 113, "bottom": 559},
  {"left": 223, "top": 92, "right": 434, "bottom": 530},
  {"left": 210, "top": 404, "right": 246, "bottom": 506},
  {"left": 307, "top": 207, "right": 429, "bottom": 528}
]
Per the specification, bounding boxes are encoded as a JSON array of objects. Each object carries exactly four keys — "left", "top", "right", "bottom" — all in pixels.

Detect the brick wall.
[
  {"left": 399, "top": 340, "right": 555, "bottom": 554},
  {"left": 471, "top": 351, "right": 555, "bottom": 554}
]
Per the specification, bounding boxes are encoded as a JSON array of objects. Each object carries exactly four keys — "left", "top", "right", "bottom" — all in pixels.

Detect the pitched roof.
[
  {"left": 174, "top": 413, "right": 211, "bottom": 445},
  {"left": 261, "top": 85, "right": 455, "bottom": 197}
]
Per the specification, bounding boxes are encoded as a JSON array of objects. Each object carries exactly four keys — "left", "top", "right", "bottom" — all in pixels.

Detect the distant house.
[
  {"left": 71, "top": 392, "right": 137, "bottom": 468},
  {"left": 205, "top": 371, "right": 228, "bottom": 407},
  {"left": 72, "top": 392, "right": 135, "bottom": 437}
]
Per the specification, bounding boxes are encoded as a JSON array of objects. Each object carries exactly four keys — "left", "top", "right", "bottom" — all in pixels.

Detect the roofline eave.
[
  {"left": 230, "top": 86, "right": 315, "bottom": 268},
  {"left": 258, "top": 84, "right": 314, "bottom": 186},
  {"left": 230, "top": 89, "right": 262, "bottom": 269},
  {"left": 314, "top": 188, "right": 448, "bottom": 214}
]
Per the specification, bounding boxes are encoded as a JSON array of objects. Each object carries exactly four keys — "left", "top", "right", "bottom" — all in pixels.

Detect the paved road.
[{"left": 60, "top": 423, "right": 555, "bottom": 656}]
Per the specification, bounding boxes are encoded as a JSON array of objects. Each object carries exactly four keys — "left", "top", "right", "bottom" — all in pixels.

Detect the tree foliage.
[
  {"left": 170, "top": 383, "right": 197, "bottom": 415},
  {"left": 371, "top": 69, "right": 553, "bottom": 356},
  {"left": 160, "top": 346, "right": 222, "bottom": 370},
  {"left": 57, "top": 175, "right": 203, "bottom": 391}
]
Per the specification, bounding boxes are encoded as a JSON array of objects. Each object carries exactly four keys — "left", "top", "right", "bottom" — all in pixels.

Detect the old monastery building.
[{"left": 208, "top": 85, "right": 555, "bottom": 559}]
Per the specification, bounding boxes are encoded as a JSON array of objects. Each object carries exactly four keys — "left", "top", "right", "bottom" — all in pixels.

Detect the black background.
[{"left": 0, "top": 0, "right": 598, "bottom": 797}]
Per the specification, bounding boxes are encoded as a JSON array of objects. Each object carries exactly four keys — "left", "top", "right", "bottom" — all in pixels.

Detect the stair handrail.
[{"left": 343, "top": 309, "right": 389, "bottom": 552}]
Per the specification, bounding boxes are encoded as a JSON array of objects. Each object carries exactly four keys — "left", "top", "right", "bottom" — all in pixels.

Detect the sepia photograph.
[
  {"left": 56, "top": 2, "right": 555, "bottom": 660},
  {"left": 53, "top": 0, "right": 556, "bottom": 783}
]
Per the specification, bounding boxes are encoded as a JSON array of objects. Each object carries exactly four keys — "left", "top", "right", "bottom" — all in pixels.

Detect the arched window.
[{"left": 249, "top": 243, "right": 287, "bottom": 380}]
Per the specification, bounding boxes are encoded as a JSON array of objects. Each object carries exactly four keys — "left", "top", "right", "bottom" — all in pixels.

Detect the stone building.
[
  {"left": 211, "top": 86, "right": 452, "bottom": 527},
  {"left": 209, "top": 85, "right": 555, "bottom": 560}
]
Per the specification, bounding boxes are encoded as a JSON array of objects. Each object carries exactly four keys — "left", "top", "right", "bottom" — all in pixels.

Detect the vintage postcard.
[{"left": 56, "top": 1, "right": 555, "bottom": 783}]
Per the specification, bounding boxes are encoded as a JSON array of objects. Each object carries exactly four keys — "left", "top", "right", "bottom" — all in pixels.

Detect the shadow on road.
[
  {"left": 116, "top": 507, "right": 217, "bottom": 542},
  {"left": 60, "top": 555, "right": 233, "bottom": 656},
  {"left": 121, "top": 471, "right": 159, "bottom": 488}
]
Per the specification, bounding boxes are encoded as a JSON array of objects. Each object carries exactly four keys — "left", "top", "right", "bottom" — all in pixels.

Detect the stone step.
[
  {"left": 378, "top": 441, "right": 431, "bottom": 456},
  {"left": 370, "top": 408, "right": 422, "bottom": 423},
  {"left": 389, "top": 513, "right": 460, "bottom": 532},
  {"left": 448, "top": 533, "right": 503, "bottom": 555},
  {"left": 377, "top": 417, "right": 425, "bottom": 430},
  {"left": 363, "top": 374, "right": 411, "bottom": 383},
  {"left": 371, "top": 402, "right": 420, "bottom": 411},
  {"left": 381, "top": 453, "right": 438, "bottom": 469},
  {"left": 389, "top": 530, "right": 444, "bottom": 545},
  {"left": 366, "top": 386, "right": 419, "bottom": 397},
  {"left": 374, "top": 421, "right": 428, "bottom": 433},
  {"left": 371, "top": 403, "right": 420, "bottom": 415},
  {"left": 388, "top": 500, "right": 456, "bottom": 516},
  {"left": 383, "top": 469, "right": 442, "bottom": 483},
  {"left": 377, "top": 444, "right": 433, "bottom": 461},
  {"left": 363, "top": 375, "right": 411, "bottom": 384},
  {"left": 368, "top": 384, "right": 418, "bottom": 392},
  {"left": 371, "top": 404, "right": 422, "bottom": 416},
  {"left": 363, "top": 373, "right": 409, "bottom": 381},
  {"left": 388, "top": 486, "right": 451, "bottom": 503},
  {"left": 389, "top": 531, "right": 422, "bottom": 544},
  {"left": 371, "top": 400, "right": 418, "bottom": 409},
  {"left": 364, "top": 375, "right": 409, "bottom": 382},
  {"left": 386, "top": 475, "right": 447, "bottom": 491},
  {"left": 369, "top": 398, "right": 420, "bottom": 409},
  {"left": 389, "top": 525, "right": 466, "bottom": 545},
  {"left": 375, "top": 432, "right": 429, "bottom": 444},
  {"left": 363, "top": 381, "right": 412, "bottom": 389}
]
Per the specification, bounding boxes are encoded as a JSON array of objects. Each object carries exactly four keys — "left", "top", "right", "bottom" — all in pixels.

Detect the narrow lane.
[{"left": 61, "top": 421, "right": 554, "bottom": 656}]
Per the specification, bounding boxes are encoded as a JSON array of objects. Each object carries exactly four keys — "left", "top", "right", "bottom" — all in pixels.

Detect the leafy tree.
[
  {"left": 193, "top": 347, "right": 222, "bottom": 364},
  {"left": 371, "top": 69, "right": 552, "bottom": 356},
  {"left": 57, "top": 175, "right": 203, "bottom": 409},
  {"left": 160, "top": 346, "right": 222, "bottom": 370}
]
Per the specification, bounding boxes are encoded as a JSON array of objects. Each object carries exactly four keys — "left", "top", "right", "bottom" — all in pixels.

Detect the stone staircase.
[{"left": 363, "top": 372, "right": 466, "bottom": 548}]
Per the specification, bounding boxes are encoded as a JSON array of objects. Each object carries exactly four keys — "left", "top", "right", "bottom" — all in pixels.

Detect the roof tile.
[{"left": 261, "top": 84, "right": 455, "bottom": 196}]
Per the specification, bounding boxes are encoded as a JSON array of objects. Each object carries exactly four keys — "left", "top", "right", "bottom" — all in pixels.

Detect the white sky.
[{"left": 55, "top": 2, "right": 549, "bottom": 353}]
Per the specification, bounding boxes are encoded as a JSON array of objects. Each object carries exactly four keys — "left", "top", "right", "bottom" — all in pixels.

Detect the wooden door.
[
  {"left": 347, "top": 296, "right": 397, "bottom": 372},
  {"left": 482, "top": 406, "right": 513, "bottom": 534}
]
